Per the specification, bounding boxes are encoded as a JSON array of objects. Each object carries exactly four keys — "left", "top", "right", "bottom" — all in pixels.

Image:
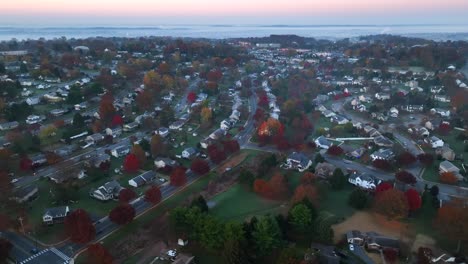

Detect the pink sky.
[{"left": 2, "top": 0, "right": 468, "bottom": 16}]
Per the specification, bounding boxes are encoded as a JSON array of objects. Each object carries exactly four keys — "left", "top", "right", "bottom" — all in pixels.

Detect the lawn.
[
  {"left": 209, "top": 183, "right": 284, "bottom": 222},
  {"left": 319, "top": 186, "right": 355, "bottom": 220}
]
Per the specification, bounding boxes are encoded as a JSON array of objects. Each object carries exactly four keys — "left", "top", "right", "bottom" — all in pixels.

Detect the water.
[{"left": 0, "top": 24, "right": 468, "bottom": 41}]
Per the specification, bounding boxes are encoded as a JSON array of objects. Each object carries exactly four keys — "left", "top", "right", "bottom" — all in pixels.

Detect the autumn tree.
[
  {"left": 330, "top": 168, "right": 347, "bottom": 190},
  {"left": 439, "top": 172, "right": 458, "bottom": 184},
  {"left": 187, "top": 91, "right": 197, "bottom": 103},
  {"left": 98, "top": 92, "right": 116, "bottom": 124},
  {"left": 64, "top": 209, "right": 96, "bottom": 244},
  {"left": 150, "top": 134, "right": 165, "bottom": 157},
  {"left": 119, "top": 188, "right": 136, "bottom": 203},
  {"left": 300, "top": 172, "right": 316, "bottom": 185},
  {"left": 190, "top": 158, "right": 210, "bottom": 175},
  {"left": 374, "top": 189, "right": 409, "bottom": 220},
  {"left": 222, "top": 140, "right": 240, "bottom": 154},
  {"left": 417, "top": 153, "right": 434, "bottom": 167},
  {"left": 136, "top": 89, "right": 154, "bottom": 112},
  {"left": 372, "top": 159, "right": 392, "bottom": 171},
  {"left": 143, "top": 70, "right": 162, "bottom": 93},
  {"left": 375, "top": 182, "right": 393, "bottom": 196},
  {"left": 200, "top": 107, "right": 213, "bottom": 126},
  {"left": 326, "top": 145, "right": 343, "bottom": 156},
  {"left": 434, "top": 199, "right": 468, "bottom": 252},
  {"left": 383, "top": 248, "right": 398, "bottom": 263},
  {"left": 145, "top": 185, "right": 162, "bottom": 204},
  {"left": 111, "top": 114, "right": 124, "bottom": 127},
  {"left": 438, "top": 123, "right": 451, "bottom": 136},
  {"left": 348, "top": 189, "right": 371, "bottom": 210},
  {"left": 291, "top": 184, "right": 319, "bottom": 205},
  {"left": 405, "top": 189, "right": 422, "bottom": 212},
  {"left": 396, "top": 152, "right": 416, "bottom": 167},
  {"left": 109, "top": 203, "right": 136, "bottom": 225},
  {"left": 395, "top": 170, "right": 417, "bottom": 185},
  {"left": 170, "top": 167, "right": 187, "bottom": 186},
  {"left": 87, "top": 243, "right": 113, "bottom": 264},
  {"left": 268, "top": 173, "right": 289, "bottom": 200},
  {"left": 253, "top": 179, "right": 273, "bottom": 199},
  {"left": 131, "top": 144, "right": 146, "bottom": 168},
  {"left": 123, "top": 153, "right": 140, "bottom": 173}
]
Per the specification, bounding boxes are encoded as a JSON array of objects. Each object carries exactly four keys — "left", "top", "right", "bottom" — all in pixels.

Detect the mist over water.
[{"left": 1, "top": 24, "right": 468, "bottom": 41}]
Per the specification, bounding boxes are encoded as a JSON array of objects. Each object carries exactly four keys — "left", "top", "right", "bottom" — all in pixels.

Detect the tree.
[
  {"left": 191, "top": 195, "right": 209, "bottom": 213},
  {"left": 123, "top": 153, "right": 140, "bottom": 173},
  {"left": 405, "top": 189, "right": 422, "bottom": 212},
  {"left": 395, "top": 170, "right": 416, "bottom": 185},
  {"left": 87, "top": 243, "right": 113, "bottom": 264},
  {"left": 417, "top": 153, "right": 434, "bottom": 167},
  {"left": 314, "top": 153, "right": 325, "bottom": 164},
  {"left": 276, "top": 247, "right": 302, "bottom": 264},
  {"left": 39, "top": 125, "right": 58, "bottom": 141},
  {"left": 288, "top": 204, "right": 315, "bottom": 234},
  {"left": 64, "top": 209, "right": 96, "bottom": 244},
  {"left": 150, "top": 134, "right": 164, "bottom": 157},
  {"left": 98, "top": 92, "right": 116, "bottom": 124},
  {"left": 438, "top": 123, "right": 451, "bottom": 136},
  {"left": 131, "top": 144, "right": 146, "bottom": 168},
  {"left": 417, "top": 247, "right": 433, "bottom": 264},
  {"left": 187, "top": 91, "right": 197, "bottom": 103},
  {"left": 268, "top": 173, "right": 289, "bottom": 200},
  {"left": 143, "top": 70, "right": 162, "bottom": 93},
  {"left": 383, "top": 248, "right": 398, "bottom": 263},
  {"left": 0, "top": 238, "right": 12, "bottom": 263},
  {"left": 330, "top": 168, "right": 347, "bottom": 190},
  {"left": 253, "top": 179, "right": 272, "bottom": 199},
  {"left": 109, "top": 203, "right": 136, "bottom": 225},
  {"left": 315, "top": 216, "right": 334, "bottom": 244},
  {"left": 145, "top": 185, "right": 162, "bottom": 204},
  {"left": 327, "top": 145, "right": 343, "bottom": 156},
  {"left": 0, "top": 214, "right": 10, "bottom": 231},
  {"left": 190, "top": 159, "right": 210, "bottom": 175},
  {"left": 374, "top": 189, "right": 409, "bottom": 220},
  {"left": 67, "top": 86, "right": 83, "bottom": 104},
  {"left": 375, "top": 182, "right": 393, "bottom": 196},
  {"left": 252, "top": 216, "right": 283, "bottom": 256},
  {"left": 434, "top": 199, "right": 468, "bottom": 252},
  {"left": 291, "top": 184, "right": 319, "bottom": 205},
  {"left": 439, "top": 172, "right": 458, "bottom": 184},
  {"left": 170, "top": 167, "right": 187, "bottom": 186},
  {"left": 119, "top": 188, "right": 136, "bottom": 203},
  {"left": 19, "top": 156, "right": 32, "bottom": 171},
  {"left": 239, "top": 169, "right": 255, "bottom": 187},
  {"left": 348, "top": 189, "right": 371, "bottom": 210},
  {"left": 136, "top": 89, "right": 154, "bottom": 111},
  {"left": 222, "top": 239, "right": 251, "bottom": 264},
  {"left": 111, "top": 114, "right": 124, "bottom": 127},
  {"left": 397, "top": 152, "right": 417, "bottom": 167},
  {"left": 373, "top": 159, "right": 392, "bottom": 171},
  {"left": 200, "top": 107, "right": 213, "bottom": 125},
  {"left": 430, "top": 185, "right": 439, "bottom": 197},
  {"left": 300, "top": 172, "right": 316, "bottom": 185}
]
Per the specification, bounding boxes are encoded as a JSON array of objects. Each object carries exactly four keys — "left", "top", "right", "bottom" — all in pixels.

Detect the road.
[{"left": 174, "top": 78, "right": 200, "bottom": 115}]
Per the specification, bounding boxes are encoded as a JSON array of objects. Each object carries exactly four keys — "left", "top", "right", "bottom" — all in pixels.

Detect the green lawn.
[
  {"left": 319, "top": 186, "right": 355, "bottom": 220},
  {"left": 209, "top": 184, "right": 284, "bottom": 222},
  {"left": 421, "top": 162, "right": 439, "bottom": 182}
]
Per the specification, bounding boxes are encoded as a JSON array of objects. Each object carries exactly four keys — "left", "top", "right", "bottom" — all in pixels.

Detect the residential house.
[
  {"left": 375, "top": 93, "right": 390, "bottom": 101},
  {"left": 157, "top": 127, "right": 169, "bottom": 137},
  {"left": 348, "top": 173, "right": 381, "bottom": 190},
  {"left": 365, "top": 232, "right": 400, "bottom": 253},
  {"left": 123, "top": 122, "right": 139, "bottom": 132},
  {"left": 315, "top": 162, "right": 336, "bottom": 178},
  {"left": 348, "top": 147, "right": 366, "bottom": 159},
  {"left": 0, "top": 121, "right": 19, "bottom": 131},
  {"left": 209, "top": 129, "right": 227, "bottom": 140},
  {"left": 26, "top": 115, "right": 43, "bottom": 125},
  {"left": 434, "top": 95, "right": 451, "bottom": 103},
  {"left": 30, "top": 153, "right": 47, "bottom": 167},
  {"left": 330, "top": 115, "right": 349, "bottom": 125},
  {"left": 427, "top": 136, "right": 444, "bottom": 148},
  {"left": 284, "top": 152, "right": 312, "bottom": 172},
  {"left": 431, "top": 108, "right": 450, "bottom": 117},
  {"left": 200, "top": 137, "right": 215, "bottom": 149},
  {"left": 85, "top": 133, "right": 105, "bottom": 145},
  {"left": 435, "top": 146, "right": 455, "bottom": 161},
  {"left": 154, "top": 157, "right": 179, "bottom": 169},
  {"left": 13, "top": 185, "right": 39, "bottom": 203},
  {"left": 90, "top": 180, "right": 123, "bottom": 201},
  {"left": 220, "top": 119, "right": 234, "bottom": 131},
  {"left": 389, "top": 107, "right": 399, "bottom": 118},
  {"left": 315, "top": 136, "right": 333, "bottom": 149},
  {"left": 105, "top": 127, "right": 122, "bottom": 138},
  {"left": 373, "top": 136, "right": 394, "bottom": 147},
  {"left": 26, "top": 96, "right": 41, "bottom": 105},
  {"left": 86, "top": 154, "right": 111, "bottom": 168},
  {"left": 430, "top": 86, "right": 443, "bottom": 94},
  {"left": 128, "top": 171, "right": 157, "bottom": 188},
  {"left": 370, "top": 148, "right": 395, "bottom": 161},
  {"left": 401, "top": 105, "right": 423, "bottom": 112},
  {"left": 53, "top": 145, "right": 78, "bottom": 157},
  {"left": 322, "top": 110, "right": 336, "bottom": 118},
  {"left": 111, "top": 145, "right": 131, "bottom": 158},
  {"left": 43, "top": 206, "right": 70, "bottom": 225},
  {"left": 170, "top": 120, "right": 186, "bottom": 130},
  {"left": 182, "top": 147, "right": 198, "bottom": 159},
  {"left": 50, "top": 109, "right": 66, "bottom": 117},
  {"left": 439, "top": 161, "right": 463, "bottom": 181},
  {"left": 346, "top": 230, "right": 366, "bottom": 245}
]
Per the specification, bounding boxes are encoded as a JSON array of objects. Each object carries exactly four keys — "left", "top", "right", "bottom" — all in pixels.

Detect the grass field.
[
  {"left": 209, "top": 184, "right": 284, "bottom": 221},
  {"left": 319, "top": 186, "right": 355, "bottom": 220}
]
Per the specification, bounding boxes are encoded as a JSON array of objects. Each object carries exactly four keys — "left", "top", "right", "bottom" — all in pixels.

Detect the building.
[
  {"left": 346, "top": 230, "right": 365, "bottom": 245},
  {"left": 123, "top": 122, "right": 139, "bottom": 132},
  {"left": 435, "top": 146, "right": 455, "bottom": 161},
  {"left": 43, "top": 206, "right": 70, "bottom": 225},
  {"left": 26, "top": 96, "right": 41, "bottom": 106},
  {"left": 111, "top": 145, "right": 131, "bottom": 158},
  {"left": 373, "top": 135, "right": 394, "bottom": 147},
  {"left": 330, "top": 115, "right": 349, "bottom": 125},
  {"left": 439, "top": 160, "right": 462, "bottom": 181},
  {"left": 348, "top": 173, "right": 381, "bottom": 190},
  {"left": 128, "top": 171, "right": 156, "bottom": 187},
  {"left": 375, "top": 93, "right": 390, "bottom": 101},
  {"left": 170, "top": 120, "right": 186, "bottom": 130},
  {"left": 13, "top": 185, "right": 39, "bottom": 203},
  {"left": 85, "top": 133, "right": 105, "bottom": 145},
  {"left": 209, "top": 129, "right": 227, "bottom": 140},
  {"left": 26, "top": 115, "right": 43, "bottom": 125},
  {"left": 365, "top": 233, "right": 400, "bottom": 253},
  {"left": 154, "top": 157, "right": 179, "bottom": 169},
  {"left": 315, "top": 162, "right": 336, "bottom": 178},
  {"left": 105, "top": 127, "right": 122, "bottom": 138},
  {"left": 284, "top": 152, "right": 312, "bottom": 172},
  {"left": 0, "top": 121, "right": 19, "bottom": 131},
  {"left": 427, "top": 136, "right": 444, "bottom": 148},
  {"left": 370, "top": 148, "right": 395, "bottom": 161},
  {"left": 90, "top": 180, "right": 123, "bottom": 201},
  {"left": 86, "top": 154, "right": 111, "bottom": 168},
  {"left": 157, "top": 127, "right": 169, "bottom": 137},
  {"left": 30, "top": 154, "right": 47, "bottom": 167},
  {"left": 182, "top": 147, "right": 198, "bottom": 159},
  {"left": 315, "top": 136, "right": 333, "bottom": 149}
]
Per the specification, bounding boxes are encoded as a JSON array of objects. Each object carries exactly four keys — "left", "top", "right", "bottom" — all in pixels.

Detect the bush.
[{"left": 348, "top": 189, "right": 371, "bottom": 210}]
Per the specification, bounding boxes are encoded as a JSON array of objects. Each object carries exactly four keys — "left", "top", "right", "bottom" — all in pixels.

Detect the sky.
[{"left": 1, "top": 0, "right": 468, "bottom": 26}]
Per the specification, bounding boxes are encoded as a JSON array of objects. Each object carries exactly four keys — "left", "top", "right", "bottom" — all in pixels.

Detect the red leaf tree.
[
  {"left": 64, "top": 209, "right": 96, "bottom": 244},
  {"left": 19, "top": 156, "right": 32, "bottom": 171},
  {"left": 438, "top": 123, "right": 451, "bottom": 135},
  {"left": 434, "top": 199, "right": 468, "bottom": 252},
  {"left": 253, "top": 179, "right": 273, "bottom": 199},
  {"left": 405, "top": 189, "right": 422, "bottom": 212},
  {"left": 119, "top": 188, "right": 136, "bottom": 203},
  {"left": 291, "top": 184, "right": 319, "bottom": 206},
  {"left": 373, "top": 189, "right": 409, "bottom": 220},
  {"left": 375, "top": 182, "right": 393, "bottom": 196},
  {"left": 0, "top": 238, "right": 12, "bottom": 263},
  {"left": 383, "top": 248, "right": 398, "bottom": 263},
  {"left": 396, "top": 152, "right": 416, "bottom": 167},
  {"left": 395, "top": 170, "right": 416, "bottom": 185},
  {"left": 417, "top": 153, "right": 434, "bottom": 167},
  {"left": 190, "top": 159, "right": 210, "bottom": 175},
  {"left": 327, "top": 145, "right": 343, "bottom": 156},
  {"left": 300, "top": 172, "right": 316, "bottom": 185},
  {"left": 145, "top": 185, "right": 162, "bottom": 204},
  {"left": 87, "top": 243, "right": 113, "bottom": 264},
  {"left": 439, "top": 172, "right": 458, "bottom": 184},
  {"left": 187, "top": 92, "right": 197, "bottom": 103},
  {"left": 268, "top": 173, "right": 289, "bottom": 200},
  {"left": 99, "top": 92, "right": 116, "bottom": 124},
  {"left": 170, "top": 167, "right": 187, "bottom": 186},
  {"left": 111, "top": 114, "right": 124, "bottom": 127},
  {"left": 372, "top": 159, "right": 392, "bottom": 171},
  {"left": 109, "top": 204, "right": 136, "bottom": 225},
  {"left": 222, "top": 140, "right": 240, "bottom": 154},
  {"left": 123, "top": 153, "right": 140, "bottom": 173},
  {"left": 207, "top": 144, "right": 226, "bottom": 164}
]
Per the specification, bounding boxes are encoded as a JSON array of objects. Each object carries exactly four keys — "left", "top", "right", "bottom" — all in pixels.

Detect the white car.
[
  {"left": 349, "top": 244, "right": 354, "bottom": 251},
  {"left": 10, "top": 178, "right": 19, "bottom": 184}
]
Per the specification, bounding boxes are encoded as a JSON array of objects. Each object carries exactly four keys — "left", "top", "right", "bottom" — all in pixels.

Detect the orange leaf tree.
[{"left": 374, "top": 189, "right": 409, "bottom": 220}]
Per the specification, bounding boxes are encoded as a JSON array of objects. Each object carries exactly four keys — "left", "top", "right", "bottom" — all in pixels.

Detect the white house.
[
  {"left": 0, "top": 121, "right": 19, "bottom": 131},
  {"left": 154, "top": 157, "right": 179, "bottom": 169},
  {"left": 157, "top": 127, "right": 169, "bottom": 137},
  {"left": 182, "top": 147, "right": 198, "bottom": 159},
  {"left": 123, "top": 122, "right": 139, "bottom": 132},
  {"left": 389, "top": 107, "right": 399, "bottom": 118},
  {"left": 427, "top": 136, "right": 444, "bottom": 148},
  {"left": 348, "top": 173, "right": 381, "bottom": 190},
  {"left": 375, "top": 93, "right": 390, "bottom": 101},
  {"left": 128, "top": 171, "right": 157, "bottom": 188},
  {"left": 43, "top": 206, "right": 70, "bottom": 225},
  {"left": 111, "top": 145, "right": 130, "bottom": 158},
  {"left": 26, "top": 115, "right": 42, "bottom": 125},
  {"left": 315, "top": 136, "right": 333, "bottom": 149},
  {"left": 284, "top": 152, "right": 312, "bottom": 172},
  {"left": 26, "top": 97, "right": 41, "bottom": 105},
  {"left": 370, "top": 149, "right": 395, "bottom": 161},
  {"left": 90, "top": 180, "right": 123, "bottom": 201}
]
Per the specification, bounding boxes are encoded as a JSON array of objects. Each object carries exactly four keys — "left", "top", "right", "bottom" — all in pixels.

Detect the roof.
[
  {"left": 130, "top": 171, "right": 156, "bottom": 185},
  {"left": 439, "top": 160, "right": 459, "bottom": 172},
  {"left": 371, "top": 148, "right": 394, "bottom": 159},
  {"left": 44, "top": 206, "right": 69, "bottom": 218},
  {"left": 288, "top": 152, "right": 310, "bottom": 167},
  {"left": 316, "top": 136, "right": 333, "bottom": 146}
]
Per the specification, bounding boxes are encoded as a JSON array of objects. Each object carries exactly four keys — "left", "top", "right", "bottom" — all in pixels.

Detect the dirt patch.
[
  {"left": 333, "top": 211, "right": 410, "bottom": 243},
  {"left": 216, "top": 152, "right": 248, "bottom": 174}
]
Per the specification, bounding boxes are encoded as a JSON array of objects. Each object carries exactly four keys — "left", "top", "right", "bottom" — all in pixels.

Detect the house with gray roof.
[
  {"left": 128, "top": 171, "right": 156, "bottom": 188},
  {"left": 90, "top": 180, "right": 123, "bottom": 201},
  {"left": 43, "top": 206, "right": 70, "bottom": 225},
  {"left": 284, "top": 152, "right": 312, "bottom": 172}
]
